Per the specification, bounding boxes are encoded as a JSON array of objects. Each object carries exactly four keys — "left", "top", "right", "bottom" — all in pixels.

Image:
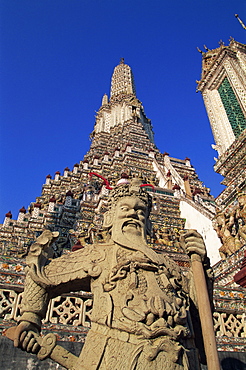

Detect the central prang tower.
[
  {"left": 93, "top": 58, "right": 154, "bottom": 143},
  {"left": 90, "top": 58, "right": 154, "bottom": 154}
]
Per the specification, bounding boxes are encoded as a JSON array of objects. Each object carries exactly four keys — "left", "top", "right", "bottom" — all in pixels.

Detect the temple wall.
[{"left": 180, "top": 200, "right": 221, "bottom": 266}]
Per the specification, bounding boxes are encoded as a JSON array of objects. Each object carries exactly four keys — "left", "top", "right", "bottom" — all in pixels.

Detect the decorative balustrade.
[
  {"left": 213, "top": 311, "right": 246, "bottom": 338},
  {"left": 1, "top": 288, "right": 245, "bottom": 342},
  {"left": 0, "top": 289, "right": 92, "bottom": 328}
]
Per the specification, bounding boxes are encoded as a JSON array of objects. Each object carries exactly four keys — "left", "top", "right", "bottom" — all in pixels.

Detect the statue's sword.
[{"left": 4, "top": 326, "right": 79, "bottom": 369}]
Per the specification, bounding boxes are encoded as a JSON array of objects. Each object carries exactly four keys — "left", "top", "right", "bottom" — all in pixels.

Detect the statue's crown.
[{"left": 108, "top": 178, "right": 152, "bottom": 213}]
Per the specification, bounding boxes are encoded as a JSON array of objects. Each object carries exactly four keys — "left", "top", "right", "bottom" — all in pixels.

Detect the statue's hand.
[
  {"left": 14, "top": 321, "right": 40, "bottom": 354},
  {"left": 181, "top": 230, "right": 206, "bottom": 261}
]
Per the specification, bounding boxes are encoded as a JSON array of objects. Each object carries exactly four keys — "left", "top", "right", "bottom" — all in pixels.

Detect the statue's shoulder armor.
[{"left": 44, "top": 243, "right": 106, "bottom": 284}]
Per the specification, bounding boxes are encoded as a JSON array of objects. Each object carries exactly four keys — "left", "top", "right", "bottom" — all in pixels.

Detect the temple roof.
[
  {"left": 198, "top": 37, "right": 246, "bottom": 83},
  {"left": 197, "top": 39, "right": 246, "bottom": 90}
]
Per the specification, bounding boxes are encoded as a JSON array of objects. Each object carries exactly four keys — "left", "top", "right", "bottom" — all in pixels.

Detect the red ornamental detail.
[
  {"left": 72, "top": 240, "right": 84, "bottom": 252},
  {"left": 193, "top": 188, "right": 202, "bottom": 195},
  {"left": 121, "top": 173, "right": 129, "bottom": 179},
  {"left": 173, "top": 184, "right": 181, "bottom": 190},
  {"left": 140, "top": 184, "right": 155, "bottom": 191},
  {"left": 234, "top": 251, "right": 246, "bottom": 288},
  {"left": 89, "top": 174, "right": 155, "bottom": 192},
  {"left": 89, "top": 172, "right": 113, "bottom": 190}
]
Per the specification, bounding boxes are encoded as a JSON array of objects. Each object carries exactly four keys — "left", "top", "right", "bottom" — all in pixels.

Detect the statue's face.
[{"left": 111, "top": 196, "right": 147, "bottom": 238}]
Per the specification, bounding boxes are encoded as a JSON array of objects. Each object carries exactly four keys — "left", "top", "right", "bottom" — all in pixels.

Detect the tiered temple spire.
[
  {"left": 110, "top": 58, "right": 136, "bottom": 99},
  {"left": 93, "top": 59, "right": 154, "bottom": 143}
]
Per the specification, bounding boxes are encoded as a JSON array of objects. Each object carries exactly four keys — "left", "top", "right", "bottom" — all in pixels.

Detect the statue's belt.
[
  {"left": 90, "top": 322, "right": 180, "bottom": 346},
  {"left": 90, "top": 322, "right": 183, "bottom": 363},
  {"left": 91, "top": 322, "right": 143, "bottom": 344}
]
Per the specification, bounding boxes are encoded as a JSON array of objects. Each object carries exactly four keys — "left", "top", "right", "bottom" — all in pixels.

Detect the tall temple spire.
[
  {"left": 93, "top": 60, "right": 154, "bottom": 143},
  {"left": 110, "top": 59, "right": 136, "bottom": 100}
]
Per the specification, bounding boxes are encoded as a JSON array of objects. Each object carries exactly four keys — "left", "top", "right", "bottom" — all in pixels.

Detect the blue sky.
[{"left": 1, "top": 0, "right": 246, "bottom": 220}]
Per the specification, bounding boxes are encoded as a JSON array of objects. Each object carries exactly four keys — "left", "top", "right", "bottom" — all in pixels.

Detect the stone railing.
[
  {"left": 0, "top": 288, "right": 92, "bottom": 329},
  {"left": 1, "top": 288, "right": 245, "bottom": 343},
  {"left": 213, "top": 311, "right": 246, "bottom": 338}
]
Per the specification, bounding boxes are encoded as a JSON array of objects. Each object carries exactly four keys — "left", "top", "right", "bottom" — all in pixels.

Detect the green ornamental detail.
[{"left": 218, "top": 77, "right": 246, "bottom": 138}]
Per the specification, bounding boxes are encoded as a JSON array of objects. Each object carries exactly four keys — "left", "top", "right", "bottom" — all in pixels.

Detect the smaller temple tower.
[
  {"left": 197, "top": 39, "right": 246, "bottom": 357},
  {"left": 197, "top": 39, "right": 246, "bottom": 211},
  {"left": 197, "top": 39, "right": 246, "bottom": 156}
]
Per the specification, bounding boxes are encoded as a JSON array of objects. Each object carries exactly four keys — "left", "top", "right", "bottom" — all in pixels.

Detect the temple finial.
[
  {"left": 235, "top": 14, "right": 246, "bottom": 30},
  {"left": 196, "top": 47, "right": 204, "bottom": 55},
  {"left": 120, "top": 58, "right": 125, "bottom": 64}
]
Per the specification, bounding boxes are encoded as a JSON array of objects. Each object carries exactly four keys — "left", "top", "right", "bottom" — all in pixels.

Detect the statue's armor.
[{"left": 20, "top": 243, "right": 202, "bottom": 369}]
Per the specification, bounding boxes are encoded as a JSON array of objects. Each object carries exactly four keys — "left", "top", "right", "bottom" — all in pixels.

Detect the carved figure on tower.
[
  {"left": 214, "top": 211, "right": 237, "bottom": 259},
  {"left": 214, "top": 191, "right": 246, "bottom": 259},
  {"left": 6, "top": 179, "right": 215, "bottom": 369},
  {"left": 235, "top": 191, "right": 246, "bottom": 243}
]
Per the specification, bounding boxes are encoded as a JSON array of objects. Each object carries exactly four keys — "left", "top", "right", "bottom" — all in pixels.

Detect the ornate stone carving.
[
  {"left": 236, "top": 191, "right": 246, "bottom": 242},
  {"left": 214, "top": 191, "right": 246, "bottom": 259},
  {"left": 213, "top": 312, "right": 246, "bottom": 338},
  {"left": 0, "top": 289, "right": 18, "bottom": 320}
]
